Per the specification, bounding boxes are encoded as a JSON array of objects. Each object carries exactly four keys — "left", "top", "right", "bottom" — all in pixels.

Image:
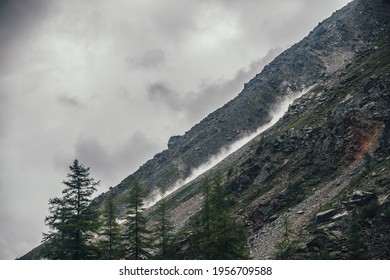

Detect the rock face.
[{"left": 21, "top": 0, "right": 390, "bottom": 259}]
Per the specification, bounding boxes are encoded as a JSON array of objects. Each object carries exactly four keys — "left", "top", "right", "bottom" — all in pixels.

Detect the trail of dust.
[{"left": 144, "top": 88, "right": 312, "bottom": 208}]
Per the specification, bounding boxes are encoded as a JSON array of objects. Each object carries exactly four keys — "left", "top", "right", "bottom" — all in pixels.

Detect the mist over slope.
[{"left": 22, "top": 0, "right": 390, "bottom": 259}]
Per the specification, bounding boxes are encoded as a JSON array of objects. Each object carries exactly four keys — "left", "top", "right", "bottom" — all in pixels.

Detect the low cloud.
[
  {"left": 146, "top": 48, "right": 282, "bottom": 123},
  {"left": 127, "top": 49, "right": 166, "bottom": 69},
  {"left": 58, "top": 93, "right": 83, "bottom": 107},
  {"left": 186, "top": 48, "right": 282, "bottom": 122},
  {"left": 147, "top": 82, "right": 182, "bottom": 111},
  {"left": 74, "top": 133, "right": 160, "bottom": 188}
]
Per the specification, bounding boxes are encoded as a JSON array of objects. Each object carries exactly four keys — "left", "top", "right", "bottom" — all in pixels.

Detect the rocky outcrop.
[{"left": 167, "top": 135, "right": 182, "bottom": 149}]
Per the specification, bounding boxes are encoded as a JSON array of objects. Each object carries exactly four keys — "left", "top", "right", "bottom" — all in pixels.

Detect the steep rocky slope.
[
  {"left": 22, "top": 0, "right": 390, "bottom": 259},
  {"left": 156, "top": 0, "right": 390, "bottom": 259},
  {"left": 166, "top": 40, "right": 389, "bottom": 259},
  {"left": 94, "top": 0, "right": 388, "bottom": 211}
]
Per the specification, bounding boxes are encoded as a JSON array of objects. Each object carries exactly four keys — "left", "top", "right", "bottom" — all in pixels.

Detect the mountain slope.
[
  {"left": 94, "top": 0, "right": 375, "bottom": 208},
  {"left": 153, "top": 0, "right": 390, "bottom": 259},
  {"left": 22, "top": 0, "right": 390, "bottom": 259}
]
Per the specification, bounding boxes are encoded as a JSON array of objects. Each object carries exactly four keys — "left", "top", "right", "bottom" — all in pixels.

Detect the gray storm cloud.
[
  {"left": 146, "top": 48, "right": 282, "bottom": 123},
  {"left": 0, "top": 0, "right": 50, "bottom": 73},
  {"left": 0, "top": 0, "right": 352, "bottom": 259}
]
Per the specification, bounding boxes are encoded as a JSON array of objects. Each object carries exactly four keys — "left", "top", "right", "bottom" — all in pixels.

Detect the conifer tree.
[
  {"left": 43, "top": 159, "right": 100, "bottom": 259},
  {"left": 347, "top": 211, "right": 368, "bottom": 259},
  {"left": 208, "top": 173, "right": 250, "bottom": 259},
  {"left": 191, "top": 174, "right": 250, "bottom": 259},
  {"left": 153, "top": 192, "right": 175, "bottom": 259},
  {"left": 123, "top": 179, "right": 153, "bottom": 259},
  {"left": 42, "top": 197, "right": 73, "bottom": 259},
  {"left": 195, "top": 178, "right": 212, "bottom": 258},
  {"left": 98, "top": 193, "right": 123, "bottom": 259}
]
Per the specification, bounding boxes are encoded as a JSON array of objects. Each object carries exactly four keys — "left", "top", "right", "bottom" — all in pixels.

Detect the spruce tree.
[
  {"left": 43, "top": 159, "right": 100, "bottom": 259},
  {"left": 123, "top": 179, "right": 153, "bottom": 259},
  {"left": 98, "top": 193, "right": 123, "bottom": 259}
]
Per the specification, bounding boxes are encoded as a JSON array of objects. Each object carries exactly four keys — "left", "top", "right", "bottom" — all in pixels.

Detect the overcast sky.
[{"left": 0, "top": 0, "right": 351, "bottom": 259}]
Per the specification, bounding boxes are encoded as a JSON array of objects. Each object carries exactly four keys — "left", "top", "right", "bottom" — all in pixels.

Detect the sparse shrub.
[
  {"left": 316, "top": 249, "right": 333, "bottom": 260},
  {"left": 361, "top": 199, "right": 379, "bottom": 220},
  {"left": 382, "top": 205, "right": 390, "bottom": 223},
  {"left": 347, "top": 212, "right": 369, "bottom": 259},
  {"left": 274, "top": 241, "right": 297, "bottom": 259},
  {"left": 227, "top": 167, "right": 234, "bottom": 177},
  {"left": 274, "top": 217, "right": 297, "bottom": 259}
]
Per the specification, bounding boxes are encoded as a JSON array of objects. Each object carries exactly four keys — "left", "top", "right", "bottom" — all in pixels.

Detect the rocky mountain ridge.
[{"left": 99, "top": 0, "right": 356, "bottom": 201}]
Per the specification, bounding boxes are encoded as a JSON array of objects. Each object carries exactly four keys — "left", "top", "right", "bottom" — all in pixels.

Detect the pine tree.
[
  {"left": 208, "top": 173, "right": 250, "bottom": 259},
  {"left": 42, "top": 159, "right": 100, "bottom": 259},
  {"left": 98, "top": 193, "right": 123, "bottom": 259},
  {"left": 153, "top": 192, "right": 175, "bottom": 259},
  {"left": 197, "top": 178, "right": 214, "bottom": 258},
  {"left": 191, "top": 175, "right": 250, "bottom": 259},
  {"left": 123, "top": 179, "right": 153, "bottom": 260}
]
